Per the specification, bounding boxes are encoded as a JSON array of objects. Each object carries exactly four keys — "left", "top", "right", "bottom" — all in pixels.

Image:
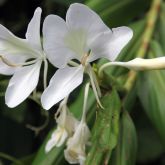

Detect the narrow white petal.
[
  {"left": 66, "top": 3, "right": 110, "bottom": 39},
  {"left": 0, "top": 24, "right": 38, "bottom": 58},
  {"left": 43, "top": 15, "right": 76, "bottom": 68},
  {"left": 41, "top": 65, "right": 84, "bottom": 110},
  {"left": 5, "top": 61, "right": 41, "bottom": 108},
  {"left": 26, "top": 7, "right": 42, "bottom": 50},
  {"left": 89, "top": 26, "right": 133, "bottom": 62}
]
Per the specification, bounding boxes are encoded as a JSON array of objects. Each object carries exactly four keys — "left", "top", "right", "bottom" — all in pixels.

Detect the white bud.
[{"left": 111, "top": 57, "right": 165, "bottom": 71}]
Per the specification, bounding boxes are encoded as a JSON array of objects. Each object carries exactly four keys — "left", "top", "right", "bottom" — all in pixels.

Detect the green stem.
[
  {"left": 124, "top": 0, "right": 161, "bottom": 91},
  {"left": 0, "top": 152, "right": 23, "bottom": 165},
  {"left": 28, "top": 94, "right": 49, "bottom": 135},
  {"left": 26, "top": 109, "right": 49, "bottom": 136}
]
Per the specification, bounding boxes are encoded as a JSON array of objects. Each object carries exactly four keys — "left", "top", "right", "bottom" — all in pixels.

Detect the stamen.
[
  {"left": 0, "top": 55, "right": 38, "bottom": 67},
  {"left": 87, "top": 65, "right": 104, "bottom": 109},
  {"left": 43, "top": 59, "right": 48, "bottom": 89},
  {"left": 81, "top": 53, "right": 88, "bottom": 66},
  {"left": 88, "top": 64, "right": 101, "bottom": 97},
  {"left": 81, "top": 82, "right": 90, "bottom": 123},
  {"left": 0, "top": 55, "right": 21, "bottom": 67},
  {"left": 81, "top": 50, "right": 91, "bottom": 66}
]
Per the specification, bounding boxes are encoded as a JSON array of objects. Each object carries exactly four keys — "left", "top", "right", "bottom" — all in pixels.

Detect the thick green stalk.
[{"left": 124, "top": 0, "right": 161, "bottom": 91}]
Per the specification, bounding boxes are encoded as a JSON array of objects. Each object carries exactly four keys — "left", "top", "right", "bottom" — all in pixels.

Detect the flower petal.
[
  {"left": 0, "top": 54, "right": 27, "bottom": 75},
  {"left": 45, "top": 126, "right": 68, "bottom": 152},
  {"left": 41, "top": 65, "right": 84, "bottom": 110},
  {"left": 89, "top": 26, "right": 133, "bottom": 62},
  {"left": 56, "top": 103, "right": 80, "bottom": 135},
  {"left": 66, "top": 3, "right": 110, "bottom": 39},
  {"left": 43, "top": 15, "right": 77, "bottom": 68},
  {"left": 26, "top": 7, "right": 42, "bottom": 50},
  {"left": 5, "top": 61, "right": 41, "bottom": 108},
  {"left": 0, "top": 24, "right": 38, "bottom": 58},
  {"left": 64, "top": 122, "right": 90, "bottom": 164}
]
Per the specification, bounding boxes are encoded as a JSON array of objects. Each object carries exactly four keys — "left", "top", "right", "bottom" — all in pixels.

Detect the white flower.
[
  {"left": 0, "top": 7, "right": 48, "bottom": 108},
  {"left": 64, "top": 82, "right": 91, "bottom": 165},
  {"left": 108, "top": 57, "right": 165, "bottom": 71},
  {"left": 41, "top": 3, "right": 133, "bottom": 110},
  {"left": 45, "top": 98, "right": 79, "bottom": 152},
  {"left": 64, "top": 121, "right": 90, "bottom": 165}
]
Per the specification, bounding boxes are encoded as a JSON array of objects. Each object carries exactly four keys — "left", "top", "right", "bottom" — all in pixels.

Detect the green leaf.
[
  {"left": 85, "top": 89, "right": 121, "bottom": 165},
  {"left": 150, "top": 40, "right": 164, "bottom": 56},
  {"left": 99, "top": 0, "right": 150, "bottom": 27},
  {"left": 11, "top": 154, "right": 36, "bottom": 165},
  {"left": 110, "top": 111, "right": 137, "bottom": 165},
  {"left": 51, "top": 0, "right": 83, "bottom": 6},
  {"left": 86, "top": 0, "right": 150, "bottom": 27},
  {"left": 135, "top": 109, "right": 164, "bottom": 163},
  {"left": 137, "top": 44, "right": 165, "bottom": 145},
  {"left": 138, "top": 70, "right": 165, "bottom": 145},
  {"left": 85, "top": 0, "right": 118, "bottom": 13},
  {"left": 158, "top": 2, "right": 165, "bottom": 53}
]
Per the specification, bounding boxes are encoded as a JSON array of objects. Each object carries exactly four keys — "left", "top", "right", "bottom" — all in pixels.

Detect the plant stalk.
[{"left": 124, "top": 0, "right": 161, "bottom": 91}]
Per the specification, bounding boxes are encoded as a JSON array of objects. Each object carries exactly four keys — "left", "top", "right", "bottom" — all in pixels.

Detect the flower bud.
[
  {"left": 45, "top": 99, "right": 79, "bottom": 152},
  {"left": 64, "top": 121, "right": 90, "bottom": 165}
]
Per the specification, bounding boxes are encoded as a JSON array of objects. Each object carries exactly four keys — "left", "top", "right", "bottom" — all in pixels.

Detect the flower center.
[{"left": 80, "top": 50, "right": 91, "bottom": 66}]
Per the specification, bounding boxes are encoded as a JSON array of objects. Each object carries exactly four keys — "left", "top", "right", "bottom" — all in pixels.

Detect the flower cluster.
[
  {"left": 46, "top": 83, "right": 91, "bottom": 164},
  {"left": 0, "top": 3, "right": 134, "bottom": 165}
]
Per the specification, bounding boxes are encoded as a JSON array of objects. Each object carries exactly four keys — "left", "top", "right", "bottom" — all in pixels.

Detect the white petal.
[
  {"left": 56, "top": 104, "right": 80, "bottom": 135},
  {"left": 0, "top": 24, "right": 38, "bottom": 58},
  {"left": 41, "top": 65, "right": 84, "bottom": 110},
  {"left": 66, "top": 3, "right": 112, "bottom": 62},
  {"left": 64, "top": 148, "right": 86, "bottom": 164},
  {"left": 5, "top": 61, "right": 41, "bottom": 108},
  {"left": 65, "top": 110, "right": 80, "bottom": 135},
  {"left": 89, "top": 26, "right": 133, "bottom": 62},
  {"left": 63, "top": 29, "right": 88, "bottom": 61},
  {"left": 66, "top": 3, "right": 110, "bottom": 40},
  {"left": 0, "top": 54, "right": 27, "bottom": 75},
  {"left": 45, "top": 127, "right": 68, "bottom": 152},
  {"left": 43, "top": 15, "right": 77, "bottom": 68},
  {"left": 64, "top": 122, "right": 90, "bottom": 164},
  {"left": 26, "top": 7, "right": 42, "bottom": 50}
]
